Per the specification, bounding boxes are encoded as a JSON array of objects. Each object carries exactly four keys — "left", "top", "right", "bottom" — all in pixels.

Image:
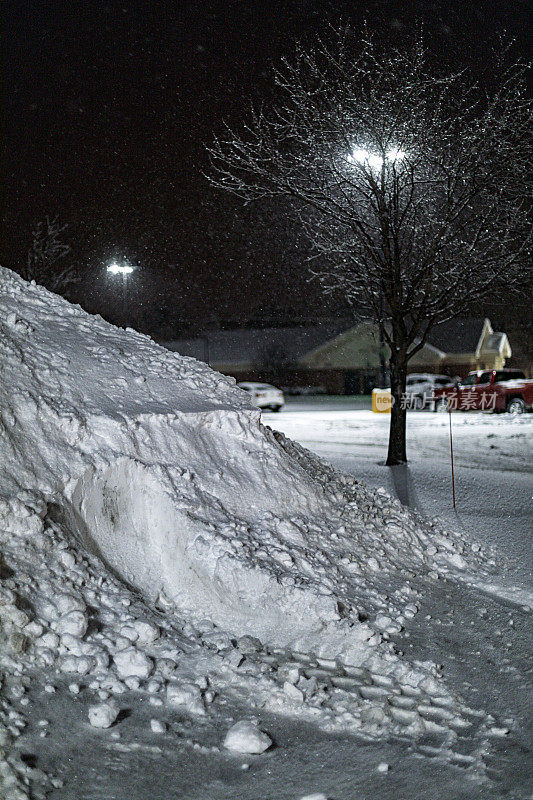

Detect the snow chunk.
[
  {"left": 223, "top": 720, "right": 272, "bottom": 754},
  {"left": 59, "top": 655, "right": 95, "bottom": 675},
  {"left": 88, "top": 701, "right": 120, "bottom": 729},
  {"left": 55, "top": 610, "right": 88, "bottom": 638},
  {"left": 166, "top": 682, "right": 205, "bottom": 715},
  {"left": 113, "top": 648, "right": 153, "bottom": 679},
  {"left": 55, "top": 593, "right": 85, "bottom": 616},
  {"left": 132, "top": 620, "right": 159, "bottom": 645},
  {"left": 237, "top": 634, "right": 262, "bottom": 654},
  {"left": 283, "top": 681, "right": 304, "bottom": 703}
]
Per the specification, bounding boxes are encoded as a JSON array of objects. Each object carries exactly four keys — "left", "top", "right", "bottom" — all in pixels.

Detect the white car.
[
  {"left": 237, "top": 382, "right": 285, "bottom": 412},
  {"left": 405, "top": 373, "right": 456, "bottom": 409}
]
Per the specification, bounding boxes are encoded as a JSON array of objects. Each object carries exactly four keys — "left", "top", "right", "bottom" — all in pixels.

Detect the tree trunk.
[{"left": 386, "top": 351, "right": 408, "bottom": 465}]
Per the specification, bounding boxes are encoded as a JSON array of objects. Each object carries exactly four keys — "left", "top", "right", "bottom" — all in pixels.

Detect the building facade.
[{"left": 159, "top": 317, "right": 513, "bottom": 395}]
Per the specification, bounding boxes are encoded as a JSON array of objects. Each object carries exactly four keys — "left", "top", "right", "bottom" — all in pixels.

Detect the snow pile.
[
  {"left": 0, "top": 268, "right": 485, "bottom": 667},
  {"left": 0, "top": 268, "right": 501, "bottom": 793}
]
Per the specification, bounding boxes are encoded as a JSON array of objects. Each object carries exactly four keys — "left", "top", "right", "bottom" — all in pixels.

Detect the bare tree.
[
  {"left": 208, "top": 30, "right": 531, "bottom": 464},
  {"left": 23, "top": 215, "right": 77, "bottom": 294}
]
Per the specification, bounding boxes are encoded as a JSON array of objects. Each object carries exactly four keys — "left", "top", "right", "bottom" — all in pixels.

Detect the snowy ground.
[
  {"left": 267, "top": 399, "right": 533, "bottom": 796},
  {"left": 1, "top": 270, "right": 532, "bottom": 799},
  {"left": 268, "top": 398, "right": 533, "bottom": 591}
]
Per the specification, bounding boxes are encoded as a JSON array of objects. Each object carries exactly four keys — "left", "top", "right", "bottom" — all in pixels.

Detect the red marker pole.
[{"left": 448, "top": 406, "right": 456, "bottom": 508}]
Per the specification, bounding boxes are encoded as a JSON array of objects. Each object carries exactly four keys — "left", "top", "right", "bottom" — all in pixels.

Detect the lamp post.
[
  {"left": 107, "top": 262, "right": 135, "bottom": 326},
  {"left": 348, "top": 146, "right": 406, "bottom": 388}
]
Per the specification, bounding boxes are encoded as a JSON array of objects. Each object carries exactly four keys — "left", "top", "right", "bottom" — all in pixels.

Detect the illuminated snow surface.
[{"left": 0, "top": 268, "right": 531, "bottom": 799}]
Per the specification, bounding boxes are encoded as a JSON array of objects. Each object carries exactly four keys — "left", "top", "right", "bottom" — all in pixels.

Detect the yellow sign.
[{"left": 372, "top": 388, "right": 393, "bottom": 413}]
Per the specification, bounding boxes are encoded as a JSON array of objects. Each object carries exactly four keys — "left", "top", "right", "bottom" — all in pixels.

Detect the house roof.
[
  {"left": 426, "top": 318, "right": 487, "bottom": 354},
  {"left": 160, "top": 322, "right": 348, "bottom": 368}
]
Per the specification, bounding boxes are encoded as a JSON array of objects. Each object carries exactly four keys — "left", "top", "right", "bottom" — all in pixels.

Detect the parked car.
[
  {"left": 433, "top": 369, "right": 533, "bottom": 414},
  {"left": 405, "top": 373, "right": 456, "bottom": 409},
  {"left": 237, "top": 382, "right": 285, "bottom": 412}
]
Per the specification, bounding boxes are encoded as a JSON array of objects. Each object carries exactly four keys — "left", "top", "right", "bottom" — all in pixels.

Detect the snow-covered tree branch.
[{"left": 208, "top": 30, "right": 532, "bottom": 464}]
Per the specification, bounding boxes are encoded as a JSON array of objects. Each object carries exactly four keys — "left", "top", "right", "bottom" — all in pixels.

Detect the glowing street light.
[
  {"left": 348, "top": 147, "right": 406, "bottom": 168},
  {"left": 107, "top": 262, "right": 134, "bottom": 275},
  {"left": 350, "top": 148, "right": 383, "bottom": 169},
  {"left": 107, "top": 261, "right": 136, "bottom": 325}
]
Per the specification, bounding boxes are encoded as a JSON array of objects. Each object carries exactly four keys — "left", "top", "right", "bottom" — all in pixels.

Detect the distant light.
[{"left": 107, "top": 262, "right": 134, "bottom": 275}]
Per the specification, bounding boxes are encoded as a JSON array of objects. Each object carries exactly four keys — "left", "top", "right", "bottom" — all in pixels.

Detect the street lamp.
[
  {"left": 348, "top": 147, "right": 406, "bottom": 168},
  {"left": 107, "top": 262, "right": 135, "bottom": 326}
]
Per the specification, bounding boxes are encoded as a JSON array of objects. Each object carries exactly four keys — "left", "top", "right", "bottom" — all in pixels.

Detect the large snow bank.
[
  {"left": 1, "top": 269, "right": 507, "bottom": 796},
  {"left": 0, "top": 268, "right": 482, "bottom": 668}
]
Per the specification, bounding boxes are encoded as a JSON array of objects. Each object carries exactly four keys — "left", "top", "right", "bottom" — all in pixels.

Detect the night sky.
[{"left": 2, "top": 1, "right": 531, "bottom": 333}]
